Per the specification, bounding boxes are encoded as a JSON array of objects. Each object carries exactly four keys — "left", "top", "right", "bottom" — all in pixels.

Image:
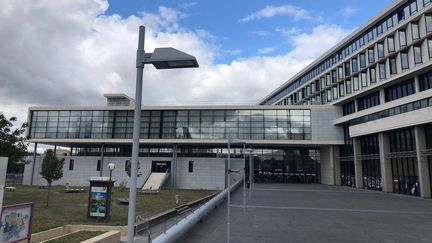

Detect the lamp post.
[
  {"left": 226, "top": 138, "right": 245, "bottom": 243},
  {"left": 246, "top": 147, "right": 253, "bottom": 198},
  {"left": 107, "top": 163, "right": 115, "bottom": 181},
  {"left": 126, "top": 25, "right": 198, "bottom": 243}
]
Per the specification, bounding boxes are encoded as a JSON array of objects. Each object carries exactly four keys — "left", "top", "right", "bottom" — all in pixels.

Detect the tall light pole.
[
  {"left": 127, "top": 25, "right": 198, "bottom": 243},
  {"left": 226, "top": 138, "right": 245, "bottom": 243},
  {"left": 246, "top": 147, "right": 253, "bottom": 198}
]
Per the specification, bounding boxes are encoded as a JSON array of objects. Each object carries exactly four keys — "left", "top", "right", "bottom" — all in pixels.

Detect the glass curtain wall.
[
  {"left": 388, "top": 127, "right": 419, "bottom": 196},
  {"left": 360, "top": 134, "right": 382, "bottom": 191},
  {"left": 30, "top": 109, "right": 311, "bottom": 141},
  {"left": 339, "top": 125, "right": 355, "bottom": 187},
  {"left": 426, "top": 124, "right": 432, "bottom": 195}
]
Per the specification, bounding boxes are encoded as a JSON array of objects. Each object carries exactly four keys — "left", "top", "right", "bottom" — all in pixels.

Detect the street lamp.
[
  {"left": 226, "top": 138, "right": 245, "bottom": 243},
  {"left": 126, "top": 25, "right": 199, "bottom": 243},
  {"left": 107, "top": 163, "right": 115, "bottom": 181},
  {"left": 245, "top": 147, "right": 254, "bottom": 198}
]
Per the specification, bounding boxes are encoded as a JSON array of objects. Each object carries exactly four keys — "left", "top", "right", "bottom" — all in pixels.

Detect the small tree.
[{"left": 40, "top": 149, "right": 64, "bottom": 206}]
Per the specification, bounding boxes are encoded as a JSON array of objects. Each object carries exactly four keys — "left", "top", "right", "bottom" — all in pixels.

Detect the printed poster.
[
  {"left": 1, "top": 203, "right": 33, "bottom": 243},
  {"left": 90, "top": 186, "right": 107, "bottom": 217}
]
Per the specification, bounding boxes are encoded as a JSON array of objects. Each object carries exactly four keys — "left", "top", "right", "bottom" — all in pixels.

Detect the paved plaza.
[{"left": 179, "top": 183, "right": 432, "bottom": 243}]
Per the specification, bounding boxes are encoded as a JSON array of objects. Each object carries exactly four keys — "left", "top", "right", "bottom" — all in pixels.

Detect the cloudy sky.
[{"left": 0, "top": 0, "right": 393, "bottom": 124}]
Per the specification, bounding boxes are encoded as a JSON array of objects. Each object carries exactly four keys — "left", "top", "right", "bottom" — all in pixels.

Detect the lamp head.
[{"left": 107, "top": 162, "right": 116, "bottom": 171}]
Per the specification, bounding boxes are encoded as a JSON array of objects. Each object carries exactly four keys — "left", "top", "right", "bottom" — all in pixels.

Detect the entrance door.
[{"left": 152, "top": 161, "right": 171, "bottom": 173}]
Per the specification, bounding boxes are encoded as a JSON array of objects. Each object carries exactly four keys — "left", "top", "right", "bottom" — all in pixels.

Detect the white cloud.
[
  {"left": 258, "top": 47, "right": 276, "bottom": 55},
  {"left": 0, "top": 0, "right": 351, "bottom": 129},
  {"left": 340, "top": 6, "right": 357, "bottom": 17},
  {"left": 250, "top": 30, "right": 271, "bottom": 36},
  {"left": 276, "top": 27, "right": 300, "bottom": 37},
  {"left": 239, "top": 5, "right": 321, "bottom": 23}
]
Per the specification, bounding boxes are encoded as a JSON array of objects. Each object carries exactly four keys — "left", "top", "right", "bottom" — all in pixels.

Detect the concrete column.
[
  {"left": 100, "top": 143, "right": 105, "bottom": 176},
  {"left": 379, "top": 89, "right": 386, "bottom": 104},
  {"left": 415, "top": 126, "right": 431, "bottom": 198},
  {"left": 353, "top": 138, "right": 363, "bottom": 188},
  {"left": 320, "top": 146, "right": 336, "bottom": 185},
  {"left": 30, "top": 142, "right": 38, "bottom": 186},
  {"left": 379, "top": 132, "right": 392, "bottom": 193},
  {"left": 54, "top": 145, "right": 57, "bottom": 154},
  {"left": 333, "top": 146, "right": 341, "bottom": 186},
  {"left": 171, "top": 144, "right": 177, "bottom": 188}
]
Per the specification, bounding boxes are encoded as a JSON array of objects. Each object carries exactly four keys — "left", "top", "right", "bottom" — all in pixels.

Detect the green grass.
[
  {"left": 45, "top": 231, "right": 105, "bottom": 243},
  {"left": 3, "top": 185, "right": 215, "bottom": 233}
]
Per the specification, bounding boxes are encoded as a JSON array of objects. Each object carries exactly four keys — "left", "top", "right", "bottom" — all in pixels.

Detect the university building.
[{"left": 24, "top": 0, "right": 432, "bottom": 198}]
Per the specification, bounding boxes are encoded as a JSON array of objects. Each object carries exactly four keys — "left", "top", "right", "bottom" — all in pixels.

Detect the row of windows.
[
  {"left": 264, "top": 0, "right": 432, "bottom": 105},
  {"left": 419, "top": 69, "right": 432, "bottom": 90},
  {"left": 385, "top": 79, "right": 415, "bottom": 102},
  {"left": 350, "top": 97, "right": 432, "bottom": 126},
  {"left": 30, "top": 109, "right": 312, "bottom": 140},
  {"left": 357, "top": 92, "right": 380, "bottom": 111}
]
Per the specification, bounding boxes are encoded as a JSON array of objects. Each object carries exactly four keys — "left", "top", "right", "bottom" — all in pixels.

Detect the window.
[
  {"left": 125, "top": 160, "right": 131, "bottom": 171},
  {"left": 361, "top": 72, "right": 368, "bottom": 87},
  {"left": 399, "top": 29, "right": 407, "bottom": 47},
  {"left": 331, "top": 70, "right": 337, "bottom": 83},
  {"left": 369, "top": 67, "right": 376, "bottom": 83},
  {"left": 188, "top": 161, "right": 194, "bottom": 173},
  {"left": 344, "top": 62, "right": 351, "bottom": 76},
  {"left": 401, "top": 52, "right": 409, "bottom": 70},
  {"left": 368, "top": 48, "right": 375, "bottom": 64},
  {"left": 342, "top": 101, "right": 355, "bottom": 116},
  {"left": 426, "top": 14, "right": 432, "bottom": 33},
  {"left": 414, "top": 45, "right": 422, "bottom": 64},
  {"left": 97, "top": 159, "right": 102, "bottom": 171},
  {"left": 352, "top": 58, "right": 358, "bottom": 73},
  {"left": 339, "top": 83, "right": 345, "bottom": 97},
  {"left": 387, "top": 36, "right": 395, "bottom": 53},
  {"left": 411, "top": 22, "right": 420, "bottom": 40},
  {"left": 333, "top": 86, "right": 338, "bottom": 100},
  {"left": 346, "top": 79, "right": 352, "bottom": 94},
  {"left": 379, "top": 62, "right": 386, "bottom": 80},
  {"left": 389, "top": 57, "right": 397, "bottom": 74},
  {"left": 338, "top": 66, "right": 344, "bottom": 80},
  {"left": 357, "top": 92, "right": 380, "bottom": 111},
  {"left": 359, "top": 53, "right": 366, "bottom": 68},
  {"left": 385, "top": 79, "right": 415, "bottom": 102},
  {"left": 377, "top": 43, "right": 384, "bottom": 58},
  {"left": 353, "top": 76, "right": 359, "bottom": 91},
  {"left": 419, "top": 70, "right": 432, "bottom": 91},
  {"left": 326, "top": 73, "right": 331, "bottom": 86},
  {"left": 69, "top": 159, "right": 74, "bottom": 171}
]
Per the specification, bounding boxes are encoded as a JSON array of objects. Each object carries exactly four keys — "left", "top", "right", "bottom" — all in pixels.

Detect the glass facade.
[
  {"left": 389, "top": 128, "right": 419, "bottom": 196},
  {"left": 30, "top": 109, "right": 312, "bottom": 140},
  {"left": 384, "top": 79, "right": 415, "bottom": 102},
  {"left": 360, "top": 134, "right": 381, "bottom": 191},
  {"left": 340, "top": 125, "right": 355, "bottom": 187},
  {"left": 263, "top": 0, "right": 431, "bottom": 105}
]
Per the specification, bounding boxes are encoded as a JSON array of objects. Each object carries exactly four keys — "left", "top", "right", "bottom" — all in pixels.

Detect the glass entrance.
[{"left": 253, "top": 148, "right": 320, "bottom": 184}]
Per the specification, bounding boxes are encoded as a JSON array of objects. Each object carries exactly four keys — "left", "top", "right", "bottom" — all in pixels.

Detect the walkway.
[{"left": 179, "top": 183, "right": 432, "bottom": 243}]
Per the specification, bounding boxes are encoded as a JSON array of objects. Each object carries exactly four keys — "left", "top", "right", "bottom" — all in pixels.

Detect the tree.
[
  {"left": 40, "top": 149, "right": 64, "bottom": 206},
  {"left": 0, "top": 112, "right": 29, "bottom": 173}
]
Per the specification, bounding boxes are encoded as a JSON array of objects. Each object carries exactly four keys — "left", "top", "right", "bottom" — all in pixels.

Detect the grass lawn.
[
  {"left": 3, "top": 185, "right": 216, "bottom": 233},
  {"left": 45, "top": 231, "right": 106, "bottom": 243}
]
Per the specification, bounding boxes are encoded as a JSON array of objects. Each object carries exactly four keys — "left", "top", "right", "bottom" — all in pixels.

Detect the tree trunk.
[{"left": 47, "top": 183, "right": 51, "bottom": 207}]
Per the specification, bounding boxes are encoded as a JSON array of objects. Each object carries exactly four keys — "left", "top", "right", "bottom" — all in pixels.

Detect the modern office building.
[{"left": 24, "top": 0, "right": 432, "bottom": 198}]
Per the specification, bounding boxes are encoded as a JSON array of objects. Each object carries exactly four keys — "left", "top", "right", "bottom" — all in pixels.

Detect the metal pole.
[
  {"left": 227, "top": 141, "right": 230, "bottom": 243},
  {"left": 243, "top": 144, "right": 245, "bottom": 212},
  {"left": 249, "top": 149, "right": 252, "bottom": 198},
  {"left": 127, "top": 25, "right": 145, "bottom": 243},
  {"left": 100, "top": 143, "right": 105, "bottom": 176},
  {"left": 30, "top": 143, "right": 38, "bottom": 185}
]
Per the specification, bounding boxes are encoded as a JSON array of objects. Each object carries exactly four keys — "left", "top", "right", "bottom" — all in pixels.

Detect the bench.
[{"left": 5, "top": 186, "right": 16, "bottom": 192}]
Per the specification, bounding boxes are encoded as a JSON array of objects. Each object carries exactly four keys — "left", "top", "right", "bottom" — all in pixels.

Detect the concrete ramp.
[{"left": 141, "top": 172, "right": 169, "bottom": 192}]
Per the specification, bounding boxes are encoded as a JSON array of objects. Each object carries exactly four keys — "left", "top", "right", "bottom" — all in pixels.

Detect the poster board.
[
  {"left": 1, "top": 202, "right": 34, "bottom": 243},
  {"left": 89, "top": 186, "right": 108, "bottom": 218}
]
